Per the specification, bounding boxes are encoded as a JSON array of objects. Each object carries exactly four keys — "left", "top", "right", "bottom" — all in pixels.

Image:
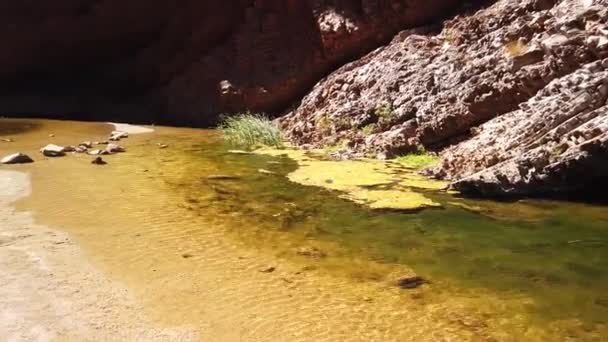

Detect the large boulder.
[{"left": 279, "top": 0, "right": 608, "bottom": 197}]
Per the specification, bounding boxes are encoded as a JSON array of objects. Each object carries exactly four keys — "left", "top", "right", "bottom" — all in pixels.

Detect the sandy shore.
[
  {"left": 0, "top": 123, "right": 195, "bottom": 341},
  {"left": 109, "top": 122, "right": 155, "bottom": 134}
]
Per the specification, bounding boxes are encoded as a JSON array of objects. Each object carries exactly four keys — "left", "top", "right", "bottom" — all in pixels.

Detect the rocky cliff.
[
  {"left": 0, "top": 0, "right": 460, "bottom": 125},
  {"left": 279, "top": 0, "right": 608, "bottom": 198}
]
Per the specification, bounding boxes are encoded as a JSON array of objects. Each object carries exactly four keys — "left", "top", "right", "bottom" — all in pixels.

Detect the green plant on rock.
[
  {"left": 220, "top": 112, "right": 284, "bottom": 148},
  {"left": 316, "top": 115, "right": 333, "bottom": 136},
  {"left": 443, "top": 28, "right": 462, "bottom": 44},
  {"left": 360, "top": 124, "right": 376, "bottom": 136}
]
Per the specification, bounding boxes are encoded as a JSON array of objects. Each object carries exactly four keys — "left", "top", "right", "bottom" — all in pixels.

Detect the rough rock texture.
[
  {"left": 0, "top": 0, "right": 460, "bottom": 126},
  {"left": 280, "top": 0, "right": 608, "bottom": 197}
]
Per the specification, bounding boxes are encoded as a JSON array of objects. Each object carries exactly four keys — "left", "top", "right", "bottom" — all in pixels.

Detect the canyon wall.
[
  {"left": 3, "top": 0, "right": 607, "bottom": 198},
  {"left": 0, "top": 0, "right": 460, "bottom": 125},
  {"left": 280, "top": 0, "right": 608, "bottom": 197}
]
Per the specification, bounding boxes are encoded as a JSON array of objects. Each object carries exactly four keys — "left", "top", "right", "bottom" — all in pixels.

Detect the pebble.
[{"left": 259, "top": 266, "right": 276, "bottom": 273}]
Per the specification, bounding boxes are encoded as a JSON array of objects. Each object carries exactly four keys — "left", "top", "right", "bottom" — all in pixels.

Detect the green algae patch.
[
  {"left": 344, "top": 189, "right": 441, "bottom": 211},
  {"left": 399, "top": 174, "right": 449, "bottom": 191},
  {"left": 256, "top": 147, "right": 442, "bottom": 211},
  {"left": 395, "top": 154, "right": 440, "bottom": 169}
]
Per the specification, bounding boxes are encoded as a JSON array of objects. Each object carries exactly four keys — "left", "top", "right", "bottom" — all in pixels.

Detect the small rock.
[
  {"left": 259, "top": 266, "right": 276, "bottom": 273},
  {"left": 94, "top": 141, "right": 109, "bottom": 145},
  {"left": 105, "top": 143, "right": 125, "bottom": 153},
  {"left": 79, "top": 141, "right": 93, "bottom": 148},
  {"left": 181, "top": 253, "right": 194, "bottom": 259},
  {"left": 296, "top": 246, "right": 327, "bottom": 259},
  {"left": 88, "top": 149, "right": 109, "bottom": 156},
  {"left": 48, "top": 134, "right": 55, "bottom": 138},
  {"left": 397, "top": 276, "right": 427, "bottom": 289},
  {"left": 1, "top": 153, "right": 33, "bottom": 164},
  {"left": 1, "top": 138, "right": 14, "bottom": 142},
  {"left": 40, "top": 144, "right": 66, "bottom": 157},
  {"left": 91, "top": 157, "right": 107, "bottom": 165},
  {"left": 110, "top": 131, "right": 128, "bottom": 140},
  {"left": 74, "top": 146, "right": 88, "bottom": 153},
  {"left": 206, "top": 174, "right": 240, "bottom": 180},
  {"left": 157, "top": 143, "right": 169, "bottom": 149},
  {"left": 63, "top": 145, "right": 76, "bottom": 152}
]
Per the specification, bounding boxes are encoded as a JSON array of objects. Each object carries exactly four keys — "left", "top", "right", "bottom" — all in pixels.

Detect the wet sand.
[{"left": 0, "top": 172, "right": 195, "bottom": 341}]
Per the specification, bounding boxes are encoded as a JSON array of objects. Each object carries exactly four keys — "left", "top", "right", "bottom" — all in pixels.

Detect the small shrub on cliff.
[
  {"left": 220, "top": 113, "right": 283, "bottom": 148},
  {"left": 360, "top": 124, "right": 376, "bottom": 136},
  {"left": 316, "top": 115, "right": 333, "bottom": 135},
  {"left": 504, "top": 39, "right": 529, "bottom": 58},
  {"left": 375, "top": 104, "right": 396, "bottom": 126}
]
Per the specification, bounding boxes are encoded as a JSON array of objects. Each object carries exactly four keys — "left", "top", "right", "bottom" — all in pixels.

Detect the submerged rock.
[
  {"left": 91, "top": 157, "right": 107, "bottom": 165},
  {"left": 1, "top": 153, "right": 34, "bottom": 164},
  {"left": 296, "top": 246, "right": 327, "bottom": 259},
  {"left": 40, "top": 144, "right": 66, "bottom": 157},
  {"left": 258, "top": 266, "right": 276, "bottom": 273},
  {"left": 206, "top": 174, "right": 240, "bottom": 180},
  {"left": 257, "top": 169, "right": 277, "bottom": 175},
  {"left": 397, "top": 276, "right": 427, "bottom": 289}
]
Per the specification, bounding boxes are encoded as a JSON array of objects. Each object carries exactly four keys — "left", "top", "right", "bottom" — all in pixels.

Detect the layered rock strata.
[{"left": 280, "top": 0, "right": 608, "bottom": 197}]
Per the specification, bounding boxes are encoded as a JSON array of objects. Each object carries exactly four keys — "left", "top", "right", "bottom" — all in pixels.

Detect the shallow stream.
[{"left": 2, "top": 119, "right": 607, "bottom": 341}]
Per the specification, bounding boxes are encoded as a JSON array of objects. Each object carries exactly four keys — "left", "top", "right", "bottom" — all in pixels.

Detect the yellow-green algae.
[
  {"left": 256, "top": 148, "right": 447, "bottom": 211},
  {"left": 394, "top": 153, "right": 440, "bottom": 169}
]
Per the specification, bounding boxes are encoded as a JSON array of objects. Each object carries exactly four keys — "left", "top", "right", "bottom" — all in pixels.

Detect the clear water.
[
  {"left": 177, "top": 138, "right": 608, "bottom": 328},
  {"left": 3, "top": 118, "right": 608, "bottom": 339}
]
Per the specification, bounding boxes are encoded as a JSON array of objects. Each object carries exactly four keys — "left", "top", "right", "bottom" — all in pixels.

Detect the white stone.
[{"left": 40, "top": 144, "right": 66, "bottom": 157}]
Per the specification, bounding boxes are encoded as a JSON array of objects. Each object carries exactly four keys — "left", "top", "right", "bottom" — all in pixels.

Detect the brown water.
[{"left": 2, "top": 118, "right": 608, "bottom": 341}]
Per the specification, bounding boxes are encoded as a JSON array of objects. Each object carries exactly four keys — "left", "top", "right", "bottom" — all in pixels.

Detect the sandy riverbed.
[
  {"left": 0, "top": 169, "right": 196, "bottom": 341},
  {"left": 0, "top": 123, "right": 196, "bottom": 341}
]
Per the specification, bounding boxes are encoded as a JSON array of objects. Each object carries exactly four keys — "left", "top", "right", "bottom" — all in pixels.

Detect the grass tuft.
[
  {"left": 504, "top": 40, "right": 529, "bottom": 58},
  {"left": 220, "top": 113, "right": 284, "bottom": 148}
]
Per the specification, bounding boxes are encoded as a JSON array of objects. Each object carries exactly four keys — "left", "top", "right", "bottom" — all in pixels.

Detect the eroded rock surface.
[
  {"left": 280, "top": 0, "right": 608, "bottom": 197},
  {"left": 0, "top": 0, "right": 460, "bottom": 125}
]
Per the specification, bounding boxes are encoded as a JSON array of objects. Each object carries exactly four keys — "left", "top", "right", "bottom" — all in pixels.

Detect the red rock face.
[
  {"left": 0, "top": 0, "right": 460, "bottom": 125},
  {"left": 279, "top": 0, "right": 608, "bottom": 198}
]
